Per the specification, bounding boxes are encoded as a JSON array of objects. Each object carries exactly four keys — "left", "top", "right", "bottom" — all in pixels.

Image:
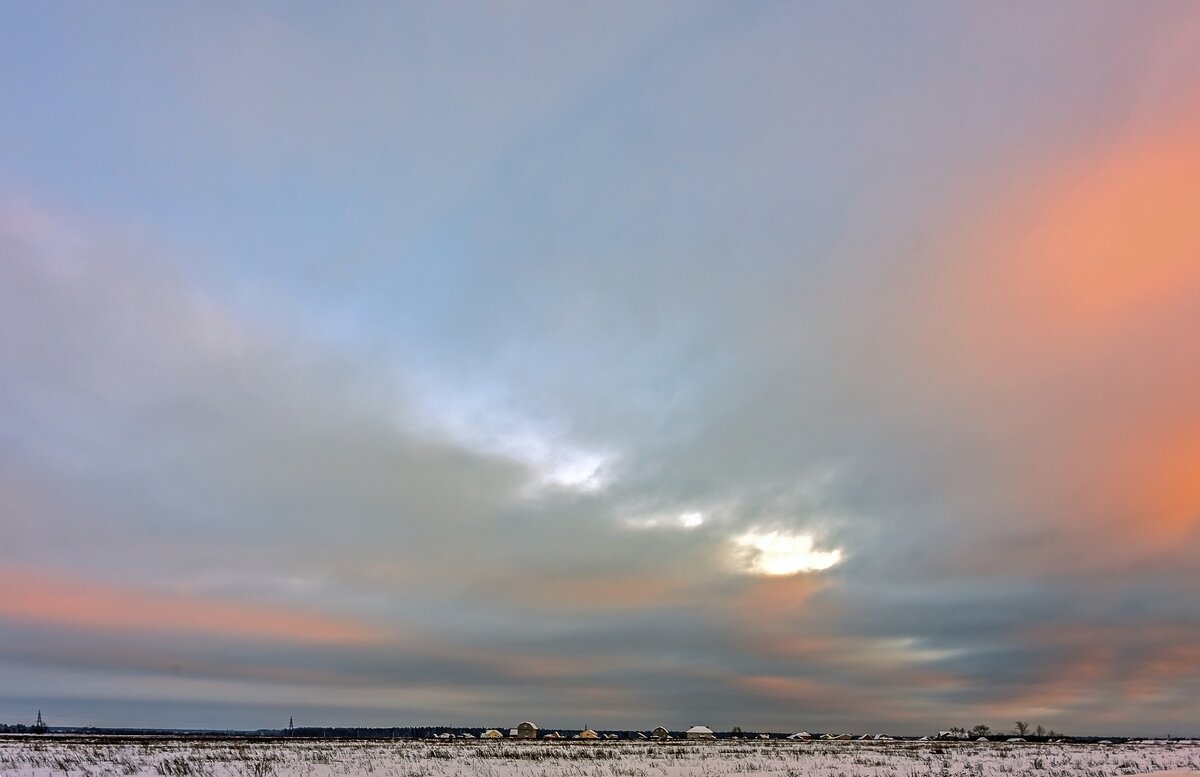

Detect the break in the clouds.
[{"left": 2, "top": 1, "right": 1200, "bottom": 735}]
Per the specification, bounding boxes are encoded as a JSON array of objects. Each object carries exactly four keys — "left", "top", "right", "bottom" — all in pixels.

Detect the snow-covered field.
[{"left": 1, "top": 737, "right": 1197, "bottom": 777}]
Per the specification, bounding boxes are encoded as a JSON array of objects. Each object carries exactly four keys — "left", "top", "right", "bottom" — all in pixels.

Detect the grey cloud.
[{"left": 3, "top": 1, "right": 1200, "bottom": 736}]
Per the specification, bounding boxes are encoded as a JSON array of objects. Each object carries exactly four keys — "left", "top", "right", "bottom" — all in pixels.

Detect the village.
[{"left": 10, "top": 711, "right": 1192, "bottom": 746}]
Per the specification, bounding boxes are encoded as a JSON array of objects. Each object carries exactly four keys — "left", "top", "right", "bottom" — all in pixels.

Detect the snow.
[{"left": 0, "top": 736, "right": 1196, "bottom": 777}]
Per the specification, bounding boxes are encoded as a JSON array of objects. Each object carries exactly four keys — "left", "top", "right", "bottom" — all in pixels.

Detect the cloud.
[
  {"left": 732, "top": 531, "right": 843, "bottom": 576},
  {"left": 4, "top": 1, "right": 1200, "bottom": 735},
  {"left": 0, "top": 566, "right": 383, "bottom": 645},
  {"left": 909, "top": 116, "right": 1200, "bottom": 562},
  {"left": 623, "top": 510, "right": 705, "bottom": 531}
]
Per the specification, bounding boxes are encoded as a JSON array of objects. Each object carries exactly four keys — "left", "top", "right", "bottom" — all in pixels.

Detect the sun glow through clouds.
[
  {"left": 623, "top": 511, "right": 706, "bottom": 530},
  {"left": 733, "top": 530, "right": 843, "bottom": 576},
  {"left": 405, "top": 382, "right": 615, "bottom": 495}
]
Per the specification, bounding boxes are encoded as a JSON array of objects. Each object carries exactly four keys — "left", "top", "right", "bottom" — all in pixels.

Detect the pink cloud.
[{"left": 0, "top": 566, "right": 384, "bottom": 645}]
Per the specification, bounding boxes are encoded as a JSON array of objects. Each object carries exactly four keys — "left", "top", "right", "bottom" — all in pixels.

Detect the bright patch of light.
[
  {"left": 624, "top": 511, "right": 706, "bottom": 531},
  {"left": 536, "top": 448, "right": 610, "bottom": 492},
  {"left": 733, "top": 530, "right": 843, "bottom": 576},
  {"left": 401, "top": 383, "right": 615, "bottom": 495},
  {"left": 876, "top": 637, "right": 967, "bottom": 664}
]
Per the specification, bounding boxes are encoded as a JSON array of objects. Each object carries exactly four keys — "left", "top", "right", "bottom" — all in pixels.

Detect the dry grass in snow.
[{"left": 0, "top": 736, "right": 1197, "bottom": 777}]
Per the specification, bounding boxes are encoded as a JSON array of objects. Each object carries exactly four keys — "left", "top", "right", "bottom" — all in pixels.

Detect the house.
[
  {"left": 834, "top": 734, "right": 853, "bottom": 741},
  {"left": 1007, "top": 737, "right": 1026, "bottom": 743},
  {"left": 788, "top": 732, "right": 812, "bottom": 740},
  {"left": 481, "top": 730, "right": 503, "bottom": 739},
  {"left": 686, "top": 725, "right": 715, "bottom": 740},
  {"left": 651, "top": 726, "right": 670, "bottom": 740},
  {"left": 543, "top": 732, "right": 563, "bottom": 740},
  {"left": 577, "top": 729, "right": 600, "bottom": 740},
  {"left": 859, "top": 734, "right": 874, "bottom": 741},
  {"left": 516, "top": 722, "right": 539, "bottom": 739}
]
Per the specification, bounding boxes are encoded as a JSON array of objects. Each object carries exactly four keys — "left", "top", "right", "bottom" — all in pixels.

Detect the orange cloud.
[
  {"left": 717, "top": 571, "right": 827, "bottom": 616},
  {"left": 934, "top": 116, "right": 1200, "bottom": 364},
  {"left": 903, "top": 114, "right": 1200, "bottom": 561},
  {"left": 1011, "top": 125, "right": 1200, "bottom": 339},
  {"left": 0, "top": 566, "right": 384, "bottom": 645},
  {"left": 979, "top": 623, "right": 1200, "bottom": 719}
]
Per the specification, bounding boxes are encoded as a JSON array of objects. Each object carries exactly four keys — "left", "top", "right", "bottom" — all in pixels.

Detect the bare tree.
[{"left": 1014, "top": 721, "right": 1030, "bottom": 736}]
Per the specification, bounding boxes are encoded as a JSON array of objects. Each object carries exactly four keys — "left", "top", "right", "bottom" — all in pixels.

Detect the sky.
[{"left": 2, "top": 1, "right": 1200, "bottom": 736}]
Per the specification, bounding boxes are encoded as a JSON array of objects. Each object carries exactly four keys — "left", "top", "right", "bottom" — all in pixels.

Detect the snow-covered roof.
[{"left": 687, "top": 725, "right": 714, "bottom": 734}]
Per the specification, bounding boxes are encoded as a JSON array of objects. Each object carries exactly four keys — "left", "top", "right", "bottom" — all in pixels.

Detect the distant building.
[
  {"left": 686, "top": 725, "right": 715, "bottom": 740},
  {"left": 651, "top": 726, "right": 670, "bottom": 740},
  {"left": 788, "top": 732, "right": 812, "bottom": 740},
  {"left": 577, "top": 729, "right": 600, "bottom": 739},
  {"left": 481, "top": 730, "right": 503, "bottom": 739},
  {"left": 516, "top": 722, "right": 539, "bottom": 739}
]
